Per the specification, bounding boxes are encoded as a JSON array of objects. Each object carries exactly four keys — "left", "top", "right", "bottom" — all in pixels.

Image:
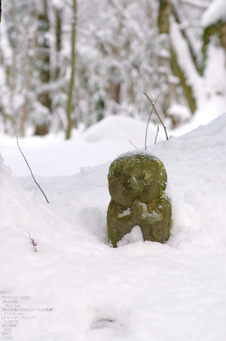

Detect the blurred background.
[{"left": 0, "top": 0, "right": 225, "bottom": 139}]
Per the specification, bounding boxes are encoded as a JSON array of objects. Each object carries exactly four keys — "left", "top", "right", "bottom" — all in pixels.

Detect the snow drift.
[{"left": 1, "top": 113, "right": 226, "bottom": 341}]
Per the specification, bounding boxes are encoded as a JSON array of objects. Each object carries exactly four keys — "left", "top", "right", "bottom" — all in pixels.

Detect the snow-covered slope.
[
  {"left": 1, "top": 115, "right": 163, "bottom": 178},
  {"left": 1, "top": 114, "right": 226, "bottom": 341}
]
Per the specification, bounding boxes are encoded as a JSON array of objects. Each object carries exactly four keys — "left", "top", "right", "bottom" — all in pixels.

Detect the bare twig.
[
  {"left": 16, "top": 136, "right": 49, "bottom": 203},
  {"left": 144, "top": 93, "right": 162, "bottom": 150},
  {"left": 128, "top": 140, "right": 139, "bottom": 150},
  {"left": 154, "top": 126, "right": 160, "bottom": 144},
  {"left": 144, "top": 92, "right": 169, "bottom": 141},
  {"left": 144, "top": 106, "right": 154, "bottom": 150},
  {"left": 28, "top": 231, "right": 37, "bottom": 252}
]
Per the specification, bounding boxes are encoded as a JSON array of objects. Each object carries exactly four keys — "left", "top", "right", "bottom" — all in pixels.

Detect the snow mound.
[
  {"left": 83, "top": 115, "right": 162, "bottom": 145},
  {"left": 151, "top": 113, "right": 226, "bottom": 249},
  {"left": 1, "top": 114, "right": 226, "bottom": 340}
]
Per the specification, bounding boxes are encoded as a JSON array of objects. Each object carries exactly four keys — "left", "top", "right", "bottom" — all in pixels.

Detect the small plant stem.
[
  {"left": 128, "top": 140, "right": 139, "bottom": 150},
  {"left": 144, "top": 106, "right": 155, "bottom": 150},
  {"left": 16, "top": 136, "right": 49, "bottom": 203},
  {"left": 28, "top": 231, "right": 37, "bottom": 252},
  {"left": 144, "top": 92, "right": 169, "bottom": 141},
  {"left": 144, "top": 93, "right": 162, "bottom": 149},
  {"left": 154, "top": 126, "right": 160, "bottom": 144}
]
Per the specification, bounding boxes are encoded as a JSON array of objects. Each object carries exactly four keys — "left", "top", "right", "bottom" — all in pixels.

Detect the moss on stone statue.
[
  {"left": 108, "top": 153, "right": 167, "bottom": 207},
  {"left": 135, "top": 195, "right": 172, "bottom": 243},
  {"left": 107, "top": 200, "right": 137, "bottom": 248},
  {"left": 107, "top": 153, "right": 172, "bottom": 247}
]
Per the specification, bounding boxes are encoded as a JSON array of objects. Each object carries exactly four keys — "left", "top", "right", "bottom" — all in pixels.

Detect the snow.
[
  {"left": 1, "top": 113, "right": 226, "bottom": 340},
  {"left": 170, "top": 17, "right": 204, "bottom": 104},
  {"left": 202, "top": 44, "right": 226, "bottom": 98},
  {"left": 0, "top": 115, "right": 163, "bottom": 178},
  {"left": 201, "top": 0, "right": 226, "bottom": 28},
  {"left": 118, "top": 208, "right": 131, "bottom": 219},
  {"left": 167, "top": 104, "right": 190, "bottom": 120},
  {"left": 117, "top": 226, "right": 144, "bottom": 247}
]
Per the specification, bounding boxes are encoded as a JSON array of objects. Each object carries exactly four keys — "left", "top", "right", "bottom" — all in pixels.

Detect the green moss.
[
  {"left": 107, "top": 200, "right": 137, "bottom": 247},
  {"left": 107, "top": 153, "right": 172, "bottom": 247},
  {"left": 108, "top": 154, "right": 167, "bottom": 207},
  {"left": 107, "top": 195, "right": 172, "bottom": 247},
  {"left": 137, "top": 195, "right": 172, "bottom": 243}
]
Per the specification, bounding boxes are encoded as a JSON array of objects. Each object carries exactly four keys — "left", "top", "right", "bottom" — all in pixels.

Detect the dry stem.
[
  {"left": 144, "top": 92, "right": 169, "bottom": 141},
  {"left": 28, "top": 231, "right": 37, "bottom": 252},
  {"left": 16, "top": 136, "right": 49, "bottom": 203}
]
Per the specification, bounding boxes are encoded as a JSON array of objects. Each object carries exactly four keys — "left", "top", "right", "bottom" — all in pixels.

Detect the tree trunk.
[
  {"left": 21, "top": 8, "right": 38, "bottom": 136},
  {"left": 35, "top": 0, "right": 51, "bottom": 136},
  {"left": 66, "top": 0, "right": 77, "bottom": 140},
  {"left": 171, "top": 1, "right": 201, "bottom": 75},
  {"left": 170, "top": 46, "right": 196, "bottom": 114},
  {"left": 202, "top": 21, "right": 226, "bottom": 74},
  {"left": 158, "top": 0, "right": 171, "bottom": 34},
  {"left": 55, "top": 7, "right": 62, "bottom": 79},
  {"left": 157, "top": 0, "right": 196, "bottom": 115}
]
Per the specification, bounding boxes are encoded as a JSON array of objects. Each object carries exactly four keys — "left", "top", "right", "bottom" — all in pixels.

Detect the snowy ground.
[{"left": 1, "top": 113, "right": 226, "bottom": 341}]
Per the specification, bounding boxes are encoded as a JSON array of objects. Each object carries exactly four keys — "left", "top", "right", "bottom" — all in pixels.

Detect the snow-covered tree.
[
  {"left": 1, "top": 0, "right": 225, "bottom": 137},
  {"left": 163, "top": 0, "right": 226, "bottom": 122}
]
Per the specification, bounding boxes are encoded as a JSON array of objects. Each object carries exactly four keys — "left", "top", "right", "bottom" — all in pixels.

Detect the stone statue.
[{"left": 107, "top": 153, "right": 172, "bottom": 247}]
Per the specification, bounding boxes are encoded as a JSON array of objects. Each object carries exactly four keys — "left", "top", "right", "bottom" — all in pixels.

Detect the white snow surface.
[
  {"left": 201, "top": 0, "right": 226, "bottom": 28},
  {"left": 1, "top": 114, "right": 226, "bottom": 340}
]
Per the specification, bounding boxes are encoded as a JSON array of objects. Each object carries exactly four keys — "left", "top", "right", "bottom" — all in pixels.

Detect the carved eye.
[{"left": 123, "top": 180, "right": 131, "bottom": 190}]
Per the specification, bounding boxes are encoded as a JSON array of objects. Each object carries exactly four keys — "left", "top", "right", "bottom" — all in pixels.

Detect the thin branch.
[
  {"left": 128, "top": 140, "right": 139, "bottom": 150},
  {"left": 144, "top": 93, "right": 169, "bottom": 141},
  {"left": 144, "top": 107, "right": 154, "bottom": 150},
  {"left": 154, "top": 126, "right": 160, "bottom": 145},
  {"left": 144, "top": 92, "right": 162, "bottom": 150},
  {"left": 16, "top": 136, "right": 49, "bottom": 203}
]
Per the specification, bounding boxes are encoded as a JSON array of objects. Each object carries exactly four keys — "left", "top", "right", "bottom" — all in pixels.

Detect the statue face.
[
  {"left": 123, "top": 168, "right": 146, "bottom": 195},
  {"left": 108, "top": 154, "right": 167, "bottom": 207}
]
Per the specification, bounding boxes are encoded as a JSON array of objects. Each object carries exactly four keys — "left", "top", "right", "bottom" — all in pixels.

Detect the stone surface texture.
[{"left": 107, "top": 153, "right": 172, "bottom": 247}]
